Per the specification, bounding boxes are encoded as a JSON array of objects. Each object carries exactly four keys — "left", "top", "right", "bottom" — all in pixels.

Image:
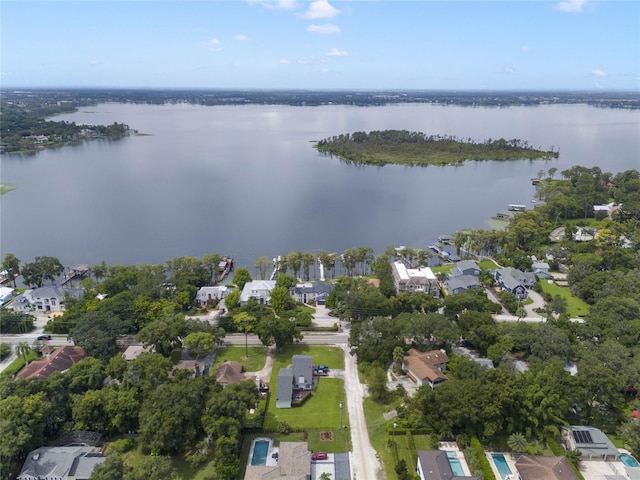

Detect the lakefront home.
[
  {"left": 495, "top": 267, "right": 535, "bottom": 299},
  {"left": 391, "top": 261, "right": 440, "bottom": 297},
  {"left": 289, "top": 281, "right": 335, "bottom": 305},
  {"left": 239, "top": 280, "right": 276, "bottom": 306}
]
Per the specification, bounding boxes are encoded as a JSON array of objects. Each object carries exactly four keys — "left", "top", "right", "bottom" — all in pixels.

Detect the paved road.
[
  {"left": 223, "top": 332, "right": 349, "bottom": 346},
  {"left": 342, "top": 345, "right": 382, "bottom": 480}
]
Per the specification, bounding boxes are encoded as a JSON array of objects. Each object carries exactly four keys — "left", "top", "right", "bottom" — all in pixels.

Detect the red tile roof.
[{"left": 17, "top": 346, "right": 87, "bottom": 380}]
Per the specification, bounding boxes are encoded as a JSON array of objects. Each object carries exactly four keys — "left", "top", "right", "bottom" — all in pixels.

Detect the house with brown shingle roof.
[
  {"left": 17, "top": 346, "right": 87, "bottom": 380},
  {"left": 515, "top": 455, "right": 580, "bottom": 480},
  {"left": 216, "top": 361, "right": 246, "bottom": 387},
  {"left": 402, "top": 348, "right": 449, "bottom": 389}
]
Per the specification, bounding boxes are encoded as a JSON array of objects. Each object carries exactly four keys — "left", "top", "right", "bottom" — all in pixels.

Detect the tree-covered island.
[{"left": 314, "top": 129, "right": 559, "bottom": 166}]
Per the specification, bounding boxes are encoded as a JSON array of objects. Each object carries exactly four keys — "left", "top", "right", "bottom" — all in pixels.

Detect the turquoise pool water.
[
  {"left": 251, "top": 440, "right": 269, "bottom": 466},
  {"left": 620, "top": 453, "right": 640, "bottom": 467},
  {"left": 447, "top": 451, "right": 465, "bottom": 476},
  {"left": 492, "top": 454, "right": 513, "bottom": 478}
]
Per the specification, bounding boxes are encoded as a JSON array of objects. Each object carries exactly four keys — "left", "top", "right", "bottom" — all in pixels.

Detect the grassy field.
[
  {"left": 122, "top": 442, "right": 217, "bottom": 480},
  {"left": 538, "top": 280, "right": 590, "bottom": 317},
  {"left": 272, "top": 345, "right": 345, "bottom": 370},
  {"left": 212, "top": 346, "right": 268, "bottom": 372},
  {"left": 363, "top": 397, "right": 400, "bottom": 479}
]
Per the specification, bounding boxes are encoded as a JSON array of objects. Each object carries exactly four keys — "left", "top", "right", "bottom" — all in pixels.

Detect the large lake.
[{"left": 1, "top": 103, "right": 639, "bottom": 268}]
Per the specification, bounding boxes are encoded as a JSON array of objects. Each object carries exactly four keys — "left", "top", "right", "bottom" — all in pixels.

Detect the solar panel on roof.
[{"left": 573, "top": 430, "right": 594, "bottom": 444}]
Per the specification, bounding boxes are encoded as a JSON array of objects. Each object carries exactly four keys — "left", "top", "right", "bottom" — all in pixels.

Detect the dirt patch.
[{"left": 320, "top": 431, "right": 334, "bottom": 442}]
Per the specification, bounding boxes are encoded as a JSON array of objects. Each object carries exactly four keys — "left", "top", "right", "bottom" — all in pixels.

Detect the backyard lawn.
[
  {"left": 211, "top": 346, "right": 268, "bottom": 372},
  {"left": 538, "top": 280, "right": 590, "bottom": 317}
]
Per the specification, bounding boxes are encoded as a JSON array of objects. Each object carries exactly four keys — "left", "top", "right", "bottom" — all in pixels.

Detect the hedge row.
[{"left": 471, "top": 437, "right": 497, "bottom": 480}]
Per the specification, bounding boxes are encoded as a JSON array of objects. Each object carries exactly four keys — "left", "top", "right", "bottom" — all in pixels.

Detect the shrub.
[
  {"left": 0, "top": 343, "right": 11, "bottom": 359},
  {"left": 106, "top": 438, "right": 136, "bottom": 454},
  {"left": 470, "top": 437, "right": 496, "bottom": 480}
]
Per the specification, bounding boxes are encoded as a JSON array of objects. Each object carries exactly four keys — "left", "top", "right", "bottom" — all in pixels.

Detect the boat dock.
[
  {"left": 216, "top": 257, "right": 234, "bottom": 283},
  {"left": 61, "top": 264, "right": 90, "bottom": 286}
]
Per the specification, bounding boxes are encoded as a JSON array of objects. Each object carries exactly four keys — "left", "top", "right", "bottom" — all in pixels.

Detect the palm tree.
[
  {"left": 392, "top": 346, "right": 405, "bottom": 370},
  {"left": 507, "top": 432, "right": 528, "bottom": 453},
  {"left": 16, "top": 341, "right": 31, "bottom": 362}
]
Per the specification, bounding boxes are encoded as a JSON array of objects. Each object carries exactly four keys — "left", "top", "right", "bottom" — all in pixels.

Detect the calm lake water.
[{"left": 1, "top": 103, "right": 639, "bottom": 268}]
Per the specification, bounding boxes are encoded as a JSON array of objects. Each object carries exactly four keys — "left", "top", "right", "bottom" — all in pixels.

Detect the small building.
[
  {"left": 169, "top": 360, "right": 201, "bottom": 378},
  {"left": 122, "top": 345, "right": 152, "bottom": 361},
  {"left": 17, "top": 346, "right": 87, "bottom": 380},
  {"left": 0, "top": 286, "right": 14, "bottom": 305},
  {"left": 402, "top": 349, "right": 449, "bottom": 389},
  {"left": 532, "top": 262, "right": 551, "bottom": 279},
  {"left": 515, "top": 455, "right": 580, "bottom": 480},
  {"left": 195, "top": 286, "right": 228, "bottom": 306},
  {"left": 416, "top": 450, "right": 480, "bottom": 480},
  {"left": 240, "top": 280, "right": 276, "bottom": 306},
  {"left": 17, "top": 445, "right": 105, "bottom": 480},
  {"left": 562, "top": 426, "right": 620, "bottom": 461},
  {"left": 215, "top": 361, "right": 246, "bottom": 387},
  {"left": 289, "top": 281, "right": 335, "bottom": 305},
  {"left": 391, "top": 262, "right": 440, "bottom": 297}
]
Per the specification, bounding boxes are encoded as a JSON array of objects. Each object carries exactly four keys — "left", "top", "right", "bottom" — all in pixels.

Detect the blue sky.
[{"left": 2, "top": 0, "right": 639, "bottom": 90}]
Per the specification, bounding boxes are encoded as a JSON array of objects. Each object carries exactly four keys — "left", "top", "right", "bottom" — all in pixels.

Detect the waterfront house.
[
  {"left": 391, "top": 261, "right": 440, "bottom": 297},
  {"left": 195, "top": 286, "right": 228, "bottom": 306},
  {"left": 445, "top": 275, "right": 481, "bottom": 295},
  {"left": 240, "top": 280, "right": 276, "bottom": 306},
  {"left": 402, "top": 349, "right": 449, "bottom": 389},
  {"left": 17, "top": 446, "right": 105, "bottom": 480},
  {"left": 450, "top": 260, "right": 481, "bottom": 277},
  {"left": 289, "top": 281, "right": 335, "bottom": 305}
]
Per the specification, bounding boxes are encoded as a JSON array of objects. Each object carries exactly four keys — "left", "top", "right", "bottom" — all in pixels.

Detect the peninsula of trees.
[{"left": 314, "top": 130, "right": 559, "bottom": 166}]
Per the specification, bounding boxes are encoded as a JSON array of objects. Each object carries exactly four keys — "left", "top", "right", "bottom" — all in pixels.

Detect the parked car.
[
  {"left": 37, "top": 334, "right": 52, "bottom": 340},
  {"left": 312, "top": 452, "right": 328, "bottom": 460}
]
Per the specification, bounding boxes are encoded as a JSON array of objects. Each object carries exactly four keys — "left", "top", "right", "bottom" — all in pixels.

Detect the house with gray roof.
[
  {"left": 562, "top": 426, "right": 620, "bottom": 461},
  {"left": 450, "top": 260, "right": 481, "bottom": 278},
  {"left": 445, "top": 275, "right": 481, "bottom": 295},
  {"left": 289, "top": 281, "right": 335, "bottom": 305},
  {"left": 17, "top": 446, "right": 105, "bottom": 480},
  {"left": 532, "top": 262, "right": 551, "bottom": 279},
  {"left": 240, "top": 280, "right": 276, "bottom": 306},
  {"left": 291, "top": 355, "right": 313, "bottom": 390},
  {"left": 495, "top": 267, "right": 535, "bottom": 299},
  {"left": 416, "top": 450, "right": 480, "bottom": 480},
  {"left": 9, "top": 286, "right": 82, "bottom": 313},
  {"left": 276, "top": 368, "right": 294, "bottom": 408}
]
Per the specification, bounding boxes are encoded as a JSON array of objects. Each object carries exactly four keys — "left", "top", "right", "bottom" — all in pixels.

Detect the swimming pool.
[
  {"left": 251, "top": 440, "right": 269, "bottom": 466},
  {"left": 447, "top": 451, "right": 465, "bottom": 476},
  {"left": 492, "top": 453, "right": 513, "bottom": 479},
  {"left": 620, "top": 453, "right": 640, "bottom": 467}
]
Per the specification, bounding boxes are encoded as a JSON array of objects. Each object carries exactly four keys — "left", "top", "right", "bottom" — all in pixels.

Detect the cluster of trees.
[
  {"left": 0, "top": 352, "right": 259, "bottom": 479},
  {"left": 314, "top": 129, "right": 558, "bottom": 166},
  {"left": 0, "top": 254, "right": 65, "bottom": 288}
]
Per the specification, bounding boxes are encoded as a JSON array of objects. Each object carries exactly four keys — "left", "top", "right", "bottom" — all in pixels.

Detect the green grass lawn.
[
  {"left": 0, "top": 350, "right": 39, "bottom": 378},
  {"left": 211, "top": 345, "right": 268, "bottom": 372},
  {"left": 264, "top": 378, "right": 347, "bottom": 430},
  {"left": 273, "top": 345, "right": 345, "bottom": 370},
  {"left": 432, "top": 264, "right": 456, "bottom": 275},
  {"left": 123, "top": 442, "right": 217, "bottom": 480},
  {"left": 478, "top": 259, "right": 500, "bottom": 270},
  {"left": 538, "top": 280, "right": 590, "bottom": 317}
]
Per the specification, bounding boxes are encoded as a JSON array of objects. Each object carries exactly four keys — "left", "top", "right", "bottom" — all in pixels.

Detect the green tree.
[
  {"left": 270, "top": 286, "right": 293, "bottom": 313},
  {"left": 301, "top": 252, "right": 316, "bottom": 280},
  {"left": 1, "top": 253, "right": 20, "bottom": 287},
  {"left": 72, "top": 311, "right": 134, "bottom": 361},
  {"left": 224, "top": 289, "right": 240, "bottom": 312},
  {"left": 125, "top": 455, "right": 178, "bottom": 480},
  {"left": 89, "top": 453, "right": 128, "bottom": 480},
  {"left": 183, "top": 332, "right": 215, "bottom": 360},
  {"left": 136, "top": 314, "right": 185, "bottom": 357},
  {"left": 618, "top": 420, "right": 640, "bottom": 458},
  {"left": 254, "top": 256, "right": 272, "bottom": 280},
  {"left": 0, "top": 343, "right": 11, "bottom": 359},
  {"left": 20, "top": 255, "right": 65, "bottom": 287},
  {"left": 367, "top": 366, "right": 388, "bottom": 402},
  {"left": 392, "top": 346, "right": 405, "bottom": 369},
  {"left": 275, "top": 273, "right": 297, "bottom": 289},
  {"left": 16, "top": 341, "right": 31, "bottom": 362},
  {"left": 255, "top": 315, "right": 302, "bottom": 349},
  {"left": 232, "top": 267, "right": 252, "bottom": 291},
  {"left": 507, "top": 432, "right": 528, "bottom": 452},
  {"left": 0, "top": 308, "right": 35, "bottom": 333},
  {"left": 233, "top": 312, "right": 257, "bottom": 357},
  {"left": 124, "top": 353, "right": 173, "bottom": 396}
]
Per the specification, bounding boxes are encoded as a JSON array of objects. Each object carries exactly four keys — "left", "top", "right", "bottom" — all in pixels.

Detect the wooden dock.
[
  {"left": 61, "top": 264, "right": 90, "bottom": 286},
  {"left": 216, "top": 257, "right": 234, "bottom": 283}
]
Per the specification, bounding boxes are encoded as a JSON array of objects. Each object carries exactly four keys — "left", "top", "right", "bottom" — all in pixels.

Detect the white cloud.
[
  {"left": 90, "top": 59, "right": 98, "bottom": 65},
  {"left": 504, "top": 67, "right": 515, "bottom": 74},
  {"left": 279, "top": 59, "right": 291, "bottom": 64},
  {"left": 307, "top": 23, "right": 340, "bottom": 34},
  {"left": 302, "top": 0, "right": 339, "bottom": 19},
  {"left": 202, "top": 37, "right": 222, "bottom": 51},
  {"left": 521, "top": 46, "right": 532, "bottom": 53},
  {"left": 0, "top": 71, "right": 13, "bottom": 78},
  {"left": 556, "top": 0, "right": 587, "bottom": 13},
  {"left": 248, "top": 0, "right": 298, "bottom": 10},
  {"left": 235, "top": 35, "right": 248, "bottom": 41},
  {"left": 325, "top": 47, "right": 348, "bottom": 57},
  {"left": 591, "top": 69, "right": 607, "bottom": 77}
]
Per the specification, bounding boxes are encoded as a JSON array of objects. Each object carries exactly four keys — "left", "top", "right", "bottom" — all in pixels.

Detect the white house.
[
  {"left": 391, "top": 262, "right": 440, "bottom": 297},
  {"left": 239, "top": 280, "right": 276, "bottom": 305},
  {"left": 195, "top": 286, "right": 228, "bottom": 306}
]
